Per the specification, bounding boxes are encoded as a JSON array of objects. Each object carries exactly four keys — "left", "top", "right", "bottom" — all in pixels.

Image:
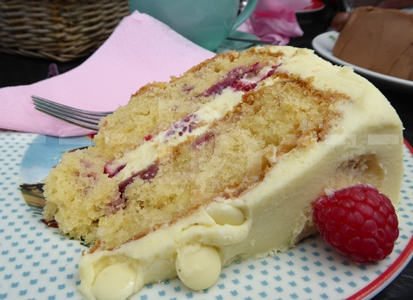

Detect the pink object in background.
[
  {"left": 238, "top": 0, "right": 311, "bottom": 45},
  {"left": 0, "top": 12, "right": 214, "bottom": 137}
]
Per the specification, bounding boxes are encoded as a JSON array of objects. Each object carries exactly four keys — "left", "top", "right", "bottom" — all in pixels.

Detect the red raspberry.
[{"left": 313, "top": 184, "right": 399, "bottom": 263}]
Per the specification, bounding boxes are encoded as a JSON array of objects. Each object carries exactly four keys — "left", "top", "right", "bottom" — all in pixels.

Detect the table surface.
[{"left": 0, "top": 2, "right": 412, "bottom": 299}]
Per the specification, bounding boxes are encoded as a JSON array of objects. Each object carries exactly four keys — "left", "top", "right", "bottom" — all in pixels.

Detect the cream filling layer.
[
  {"left": 110, "top": 88, "right": 241, "bottom": 183},
  {"left": 106, "top": 66, "right": 274, "bottom": 184}
]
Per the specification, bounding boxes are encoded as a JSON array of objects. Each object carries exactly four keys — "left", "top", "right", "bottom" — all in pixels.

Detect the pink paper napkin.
[
  {"left": 238, "top": 0, "right": 310, "bottom": 45},
  {"left": 0, "top": 12, "right": 214, "bottom": 137}
]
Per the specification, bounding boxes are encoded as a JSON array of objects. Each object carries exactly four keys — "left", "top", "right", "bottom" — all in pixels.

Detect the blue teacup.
[{"left": 128, "top": 0, "right": 258, "bottom": 51}]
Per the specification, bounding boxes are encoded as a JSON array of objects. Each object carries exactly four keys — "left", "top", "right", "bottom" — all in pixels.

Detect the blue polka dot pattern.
[{"left": 1, "top": 132, "right": 413, "bottom": 299}]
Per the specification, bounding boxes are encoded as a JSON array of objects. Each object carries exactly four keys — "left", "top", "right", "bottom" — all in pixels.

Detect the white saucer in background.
[{"left": 216, "top": 30, "right": 260, "bottom": 53}]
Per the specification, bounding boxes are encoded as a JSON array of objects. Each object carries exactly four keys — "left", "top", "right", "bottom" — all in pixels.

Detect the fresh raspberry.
[{"left": 313, "top": 184, "right": 399, "bottom": 263}]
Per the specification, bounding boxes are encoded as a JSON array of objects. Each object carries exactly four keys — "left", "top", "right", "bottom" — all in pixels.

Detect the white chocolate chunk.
[
  {"left": 92, "top": 263, "right": 136, "bottom": 300},
  {"left": 206, "top": 203, "right": 245, "bottom": 225},
  {"left": 175, "top": 244, "right": 221, "bottom": 290}
]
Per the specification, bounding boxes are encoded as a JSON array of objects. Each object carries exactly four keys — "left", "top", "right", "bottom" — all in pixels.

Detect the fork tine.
[
  {"left": 35, "top": 103, "right": 101, "bottom": 127},
  {"left": 32, "top": 95, "right": 113, "bottom": 131},
  {"left": 32, "top": 96, "right": 112, "bottom": 116},
  {"left": 35, "top": 105, "right": 101, "bottom": 131}
]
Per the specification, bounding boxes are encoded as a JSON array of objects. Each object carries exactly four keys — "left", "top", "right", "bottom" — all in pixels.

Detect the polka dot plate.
[{"left": 1, "top": 131, "right": 413, "bottom": 299}]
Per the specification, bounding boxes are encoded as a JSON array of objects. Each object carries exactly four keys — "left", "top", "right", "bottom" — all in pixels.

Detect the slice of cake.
[
  {"left": 42, "top": 46, "right": 404, "bottom": 300},
  {"left": 332, "top": 6, "right": 413, "bottom": 81}
]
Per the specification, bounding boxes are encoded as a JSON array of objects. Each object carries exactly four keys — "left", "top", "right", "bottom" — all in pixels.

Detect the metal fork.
[{"left": 32, "top": 95, "right": 113, "bottom": 131}]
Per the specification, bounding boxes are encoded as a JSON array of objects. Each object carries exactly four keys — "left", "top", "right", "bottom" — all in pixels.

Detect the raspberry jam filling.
[
  {"left": 104, "top": 164, "right": 126, "bottom": 179},
  {"left": 191, "top": 132, "right": 215, "bottom": 149},
  {"left": 200, "top": 62, "right": 279, "bottom": 97},
  {"left": 118, "top": 162, "right": 159, "bottom": 194},
  {"left": 103, "top": 162, "right": 160, "bottom": 215},
  {"left": 164, "top": 113, "right": 199, "bottom": 141},
  {"left": 103, "top": 63, "right": 279, "bottom": 208}
]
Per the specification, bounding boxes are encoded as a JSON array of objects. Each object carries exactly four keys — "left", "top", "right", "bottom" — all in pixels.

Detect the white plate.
[
  {"left": 1, "top": 131, "right": 413, "bottom": 299},
  {"left": 312, "top": 31, "right": 413, "bottom": 92}
]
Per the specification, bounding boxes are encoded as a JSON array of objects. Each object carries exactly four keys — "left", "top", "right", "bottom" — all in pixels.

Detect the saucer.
[
  {"left": 296, "top": 0, "right": 326, "bottom": 13},
  {"left": 4, "top": 131, "right": 413, "bottom": 300},
  {"left": 216, "top": 30, "right": 260, "bottom": 53},
  {"left": 296, "top": 0, "right": 326, "bottom": 25}
]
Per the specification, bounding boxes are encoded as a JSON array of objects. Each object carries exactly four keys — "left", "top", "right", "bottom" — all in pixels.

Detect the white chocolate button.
[
  {"left": 92, "top": 263, "right": 136, "bottom": 300},
  {"left": 206, "top": 203, "right": 244, "bottom": 225},
  {"left": 176, "top": 244, "right": 221, "bottom": 290}
]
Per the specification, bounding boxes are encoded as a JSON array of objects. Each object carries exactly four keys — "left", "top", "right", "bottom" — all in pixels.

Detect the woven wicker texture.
[{"left": 0, "top": 0, "right": 130, "bottom": 62}]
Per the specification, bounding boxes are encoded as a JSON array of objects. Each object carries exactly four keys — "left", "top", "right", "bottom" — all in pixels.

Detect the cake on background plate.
[
  {"left": 42, "top": 45, "right": 403, "bottom": 300},
  {"left": 333, "top": 6, "right": 413, "bottom": 81}
]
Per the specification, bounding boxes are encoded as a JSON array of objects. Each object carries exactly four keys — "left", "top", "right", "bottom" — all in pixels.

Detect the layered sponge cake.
[{"left": 42, "top": 46, "right": 404, "bottom": 300}]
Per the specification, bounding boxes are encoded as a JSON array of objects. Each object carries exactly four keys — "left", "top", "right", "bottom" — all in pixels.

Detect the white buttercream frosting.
[{"left": 77, "top": 46, "right": 403, "bottom": 300}]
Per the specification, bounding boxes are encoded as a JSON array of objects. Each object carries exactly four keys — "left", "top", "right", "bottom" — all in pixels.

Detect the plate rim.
[
  {"left": 311, "top": 31, "right": 413, "bottom": 92},
  {"left": 2, "top": 134, "right": 413, "bottom": 299},
  {"left": 348, "top": 140, "right": 413, "bottom": 299}
]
